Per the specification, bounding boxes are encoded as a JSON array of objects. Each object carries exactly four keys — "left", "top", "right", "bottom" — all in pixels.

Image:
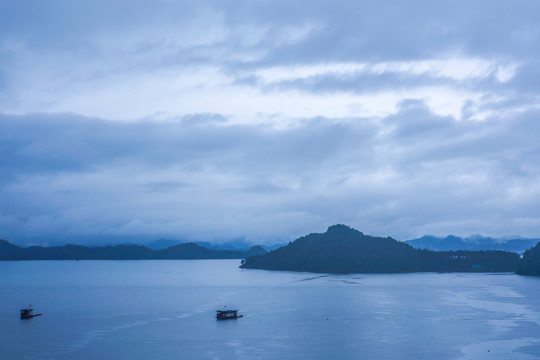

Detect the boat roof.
[{"left": 216, "top": 309, "right": 238, "bottom": 312}]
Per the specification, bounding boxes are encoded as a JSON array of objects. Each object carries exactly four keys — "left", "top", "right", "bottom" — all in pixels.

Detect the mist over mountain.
[
  {"left": 144, "top": 239, "right": 186, "bottom": 250},
  {"left": 405, "top": 235, "right": 540, "bottom": 253},
  {"left": 144, "top": 238, "right": 284, "bottom": 252}
]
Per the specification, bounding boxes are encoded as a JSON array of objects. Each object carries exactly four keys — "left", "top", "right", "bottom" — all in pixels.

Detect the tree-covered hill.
[
  {"left": 0, "top": 239, "right": 266, "bottom": 260},
  {"left": 240, "top": 225, "right": 520, "bottom": 274},
  {"left": 516, "top": 242, "right": 540, "bottom": 276}
]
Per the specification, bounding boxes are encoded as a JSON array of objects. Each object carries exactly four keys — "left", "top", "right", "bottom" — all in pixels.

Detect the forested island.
[
  {"left": 0, "top": 240, "right": 266, "bottom": 260},
  {"left": 516, "top": 242, "right": 540, "bottom": 276},
  {"left": 240, "top": 225, "right": 522, "bottom": 274}
]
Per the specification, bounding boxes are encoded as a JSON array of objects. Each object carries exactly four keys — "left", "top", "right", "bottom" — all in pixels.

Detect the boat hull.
[{"left": 216, "top": 314, "right": 243, "bottom": 320}]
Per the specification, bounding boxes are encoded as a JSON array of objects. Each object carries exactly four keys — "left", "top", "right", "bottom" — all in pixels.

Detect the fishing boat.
[
  {"left": 216, "top": 309, "right": 243, "bottom": 320},
  {"left": 20, "top": 306, "right": 42, "bottom": 319}
]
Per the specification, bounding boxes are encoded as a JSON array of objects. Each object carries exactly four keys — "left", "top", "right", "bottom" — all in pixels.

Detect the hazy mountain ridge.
[
  {"left": 145, "top": 238, "right": 284, "bottom": 252},
  {"left": 0, "top": 239, "right": 266, "bottom": 261},
  {"left": 241, "top": 225, "right": 521, "bottom": 274},
  {"left": 405, "top": 235, "right": 540, "bottom": 253},
  {"left": 143, "top": 238, "right": 254, "bottom": 251}
]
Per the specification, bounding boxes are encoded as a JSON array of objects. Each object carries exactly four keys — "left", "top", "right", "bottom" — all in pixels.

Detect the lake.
[{"left": 1, "top": 260, "right": 540, "bottom": 359}]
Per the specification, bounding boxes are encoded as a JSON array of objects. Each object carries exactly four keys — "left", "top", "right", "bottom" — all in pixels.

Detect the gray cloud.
[
  {"left": 3, "top": 1, "right": 540, "bottom": 74},
  {"left": 1, "top": 1, "right": 539, "bottom": 244},
  {"left": 1, "top": 107, "right": 540, "bottom": 244},
  {"left": 0, "top": 112, "right": 377, "bottom": 183}
]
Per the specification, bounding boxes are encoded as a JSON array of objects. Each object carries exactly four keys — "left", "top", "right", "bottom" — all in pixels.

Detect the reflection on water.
[{"left": 1, "top": 260, "right": 540, "bottom": 359}]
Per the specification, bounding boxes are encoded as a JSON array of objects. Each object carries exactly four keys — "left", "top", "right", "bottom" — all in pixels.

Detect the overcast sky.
[{"left": 1, "top": 0, "right": 540, "bottom": 245}]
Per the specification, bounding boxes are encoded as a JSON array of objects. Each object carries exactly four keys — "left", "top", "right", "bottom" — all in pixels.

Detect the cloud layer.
[
  {"left": 1, "top": 1, "right": 540, "bottom": 244},
  {"left": 2, "top": 106, "right": 539, "bottom": 243}
]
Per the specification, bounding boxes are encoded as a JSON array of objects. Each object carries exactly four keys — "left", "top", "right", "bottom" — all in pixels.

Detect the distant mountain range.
[
  {"left": 9, "top": 234, "right": 536, "bottom": 254},
  {"left": 3, "top": 227, "right": 540, "bottom": 275},
  {"left": 144, "top": 238, "right": 284, "bottom": 252},
  {"left": 241, "top": 225, "right": 521, "bottom": 274},
  {"left": 0, "top": 240, "right": 267, "bottom": 261},
  {"left": 405, "top": 235, "right": 540, "bottom": 253}
]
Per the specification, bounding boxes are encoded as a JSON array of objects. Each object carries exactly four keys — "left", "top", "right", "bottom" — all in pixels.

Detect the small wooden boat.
[
  {"left": 20, "top": 306, "right": 42, "bottom": 319},
  {"left": 216, "top": 309, "right": 243, "bottom": 320}
]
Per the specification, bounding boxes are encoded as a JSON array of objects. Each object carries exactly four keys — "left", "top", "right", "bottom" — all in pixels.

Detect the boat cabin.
[
  {"left": 216, "top": 309, "right": 242, "bottom": 320},
  {"left": 20, "top": 308, "right": 34, "bottom": 319}
]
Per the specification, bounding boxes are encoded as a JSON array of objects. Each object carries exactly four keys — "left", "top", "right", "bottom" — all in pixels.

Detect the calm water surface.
[{"left": 1, "top": 260, "right": 540, "bottom": 359}]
